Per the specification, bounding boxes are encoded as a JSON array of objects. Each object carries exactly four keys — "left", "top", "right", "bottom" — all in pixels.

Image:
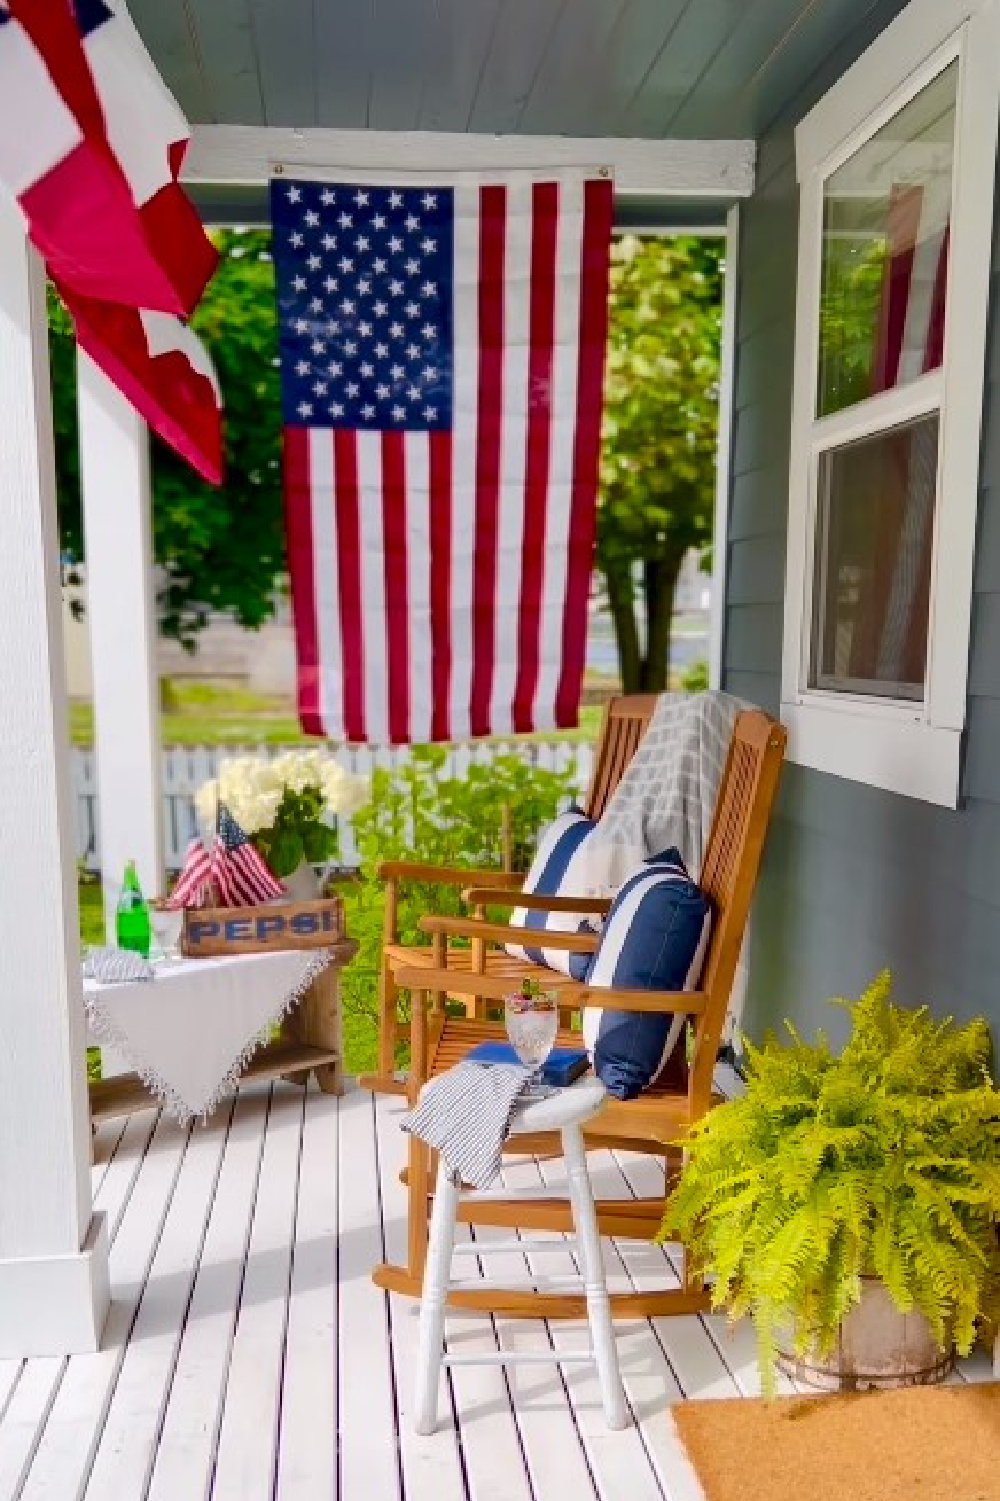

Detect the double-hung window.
[{"left": 781, "top": 0, "right": 1000, "bottom": 805}]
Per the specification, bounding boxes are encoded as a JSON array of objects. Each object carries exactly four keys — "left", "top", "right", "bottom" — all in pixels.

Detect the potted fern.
[{"left": 662, "top": 972, "right": 1000, "bottom": 1393}]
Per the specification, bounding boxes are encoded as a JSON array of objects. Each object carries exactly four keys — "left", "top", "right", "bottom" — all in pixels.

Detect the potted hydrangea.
[{"left": 195, "top": 749, "right": 369, "bottom": 898}]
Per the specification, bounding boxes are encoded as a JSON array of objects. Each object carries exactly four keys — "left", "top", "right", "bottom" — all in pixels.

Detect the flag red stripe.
[
  {"left": 470, "top": 184, "right": 506, "bottom": 738},
  {"left": 872, "top": 185, "right": 923, "bottom": 395},
  {"left": 512, "top": 182, "right": 559, "bottom": 733},
  {"left": 555, "top": 177, "right": 613, "bottom": 727},
  {"left": 429, "top": 430, "right": 453, "bottom": 742},
  {"left": 381, "top": 431, "right": 410, "bottom": 745},
  {"left": 923, "top": 224, "right": 949, "bottom": 374},
  {"left": 283, "top": 428, "right": 323, "bottom": 736},
  {"left": 333, "top": 430, "right": 366, "bottom": 743}
]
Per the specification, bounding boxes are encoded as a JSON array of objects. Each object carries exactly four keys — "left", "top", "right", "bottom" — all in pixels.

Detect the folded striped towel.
[
  {"left": 402, "top": 1060, "right": 533, "bottom": 1189},
  {"left": 83, "top": 946, "right": 155, "bottom": 984}
]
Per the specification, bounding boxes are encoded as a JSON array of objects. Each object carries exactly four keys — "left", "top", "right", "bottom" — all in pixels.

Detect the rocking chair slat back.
[
  {"left": 687, "top": 711, "right": 787, "bottom": 1112},
  {"left": 582, "top": 694, "right": 658, "bottom": 820}
]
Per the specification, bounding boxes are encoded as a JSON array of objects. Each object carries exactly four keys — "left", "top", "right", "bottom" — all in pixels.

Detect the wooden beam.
[
  {"left": 0, "top": 196, "right": 109, "bottom": 1356},
  {"left": 183, "top": 124, "right": 756, "bottom": 200}
]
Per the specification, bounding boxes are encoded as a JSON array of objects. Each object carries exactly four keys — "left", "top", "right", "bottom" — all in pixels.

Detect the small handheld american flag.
[{"left": 165, "top": 805, "right": 285, "bottom": 909}]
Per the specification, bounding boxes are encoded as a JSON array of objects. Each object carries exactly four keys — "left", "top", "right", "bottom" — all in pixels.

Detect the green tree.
[
  {"left": 51, "top": 229, "right": 286, "bottom": 645},
  {"left": 599, "top": 235, "right": 723, "bottom": 692}
]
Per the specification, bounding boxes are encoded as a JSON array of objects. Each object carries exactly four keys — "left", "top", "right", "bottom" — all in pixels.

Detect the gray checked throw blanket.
[
  {"left": 402, "top": 1061, "right": 534, "bottom": 1188},
  {"left": 583, "top": 690, "right": 749, "bottom": 892}
]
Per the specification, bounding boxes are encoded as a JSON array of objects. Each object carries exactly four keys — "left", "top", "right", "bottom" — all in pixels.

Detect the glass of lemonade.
[{"left": 504, "top": 989, "right": 558, "bottom": 1083}]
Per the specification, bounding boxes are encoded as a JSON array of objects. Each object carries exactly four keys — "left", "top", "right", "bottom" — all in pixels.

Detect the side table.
[{"left": 88, "top": 940, "right": 356, "bottom": 1124}]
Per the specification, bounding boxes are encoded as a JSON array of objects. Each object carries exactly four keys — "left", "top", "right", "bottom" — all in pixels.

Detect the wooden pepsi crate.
[{"left": 181, "top": 895, "right": 344, "bottom": 957}]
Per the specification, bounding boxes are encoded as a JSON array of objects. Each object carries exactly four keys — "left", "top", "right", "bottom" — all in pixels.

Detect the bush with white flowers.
[{"left": 195, "top": 750, "right": 370, "bottom": 878}]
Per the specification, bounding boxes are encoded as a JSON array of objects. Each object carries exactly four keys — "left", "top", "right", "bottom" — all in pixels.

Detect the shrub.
[{"left": 340, "top": 747, "right": 576, "bottom": 1073}]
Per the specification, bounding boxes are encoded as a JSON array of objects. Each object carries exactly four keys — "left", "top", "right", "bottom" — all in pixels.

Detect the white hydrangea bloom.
[{"left": 196, "top": 750, "right": 369, "bottom": 837}]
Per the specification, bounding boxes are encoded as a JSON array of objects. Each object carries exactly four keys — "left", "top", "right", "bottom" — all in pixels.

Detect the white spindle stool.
[{"left": 413, "top": 1076, "right": 630, "bottom": 1434}]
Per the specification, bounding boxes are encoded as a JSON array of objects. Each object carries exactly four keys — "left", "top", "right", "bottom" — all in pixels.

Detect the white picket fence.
[{"left": 71, "top": 739, "right": 596, "bottom": 874}]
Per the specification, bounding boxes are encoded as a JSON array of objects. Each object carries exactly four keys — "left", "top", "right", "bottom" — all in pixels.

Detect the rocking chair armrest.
[
  {"left": 419, "top": 913, "right": 600, "bottom": 952},
  {"left": 393, "top": 963, "right": 705, "bottom": 1017},
  {"left": 462, "top": 886, "right": 610, "bottom": 915},
  {"left": 377, "top": 861, "right": 523, "bottom": 887},
  {"left": 576, "top": 987, "right": 707, "bottom": 1016},
  {"left": 396, "top": 964, "right": 569, "bottom": 1002}
]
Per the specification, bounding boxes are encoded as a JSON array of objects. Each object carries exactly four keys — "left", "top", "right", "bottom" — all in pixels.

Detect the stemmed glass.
[{"left": 504, "top": 989, "right": 558, "bottom": 1092}]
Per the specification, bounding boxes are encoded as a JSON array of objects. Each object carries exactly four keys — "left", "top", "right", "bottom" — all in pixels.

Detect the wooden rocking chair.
[
  {"left": 361, "top": 694, "right": 660, "bottom": 1095},
  {"left": 372, "top": 710, "right": 787, "bottom": 1319}
]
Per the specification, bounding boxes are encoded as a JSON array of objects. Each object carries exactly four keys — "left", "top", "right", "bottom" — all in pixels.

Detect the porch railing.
[{"left": 71, "top": 739, "right": 596, "bottom": 874}]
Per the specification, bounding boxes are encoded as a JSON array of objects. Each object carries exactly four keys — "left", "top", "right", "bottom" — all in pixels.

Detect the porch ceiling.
[{"left": 130, "top": 0, "right": 903, "bottom": 141}]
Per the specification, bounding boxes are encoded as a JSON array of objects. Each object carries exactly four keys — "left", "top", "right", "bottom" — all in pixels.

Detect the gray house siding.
[{"left": 724, "top": 0, "right": 1000, "bottom": 1046}]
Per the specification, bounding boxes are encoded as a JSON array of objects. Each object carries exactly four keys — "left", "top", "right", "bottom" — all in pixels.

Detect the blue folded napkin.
[{"left": 463, "top": 1041, "right": 590, "bottom": 1087}]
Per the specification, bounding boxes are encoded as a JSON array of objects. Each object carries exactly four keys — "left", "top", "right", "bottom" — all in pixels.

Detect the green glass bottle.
[{"left": 116, "top": 859, "right": 151, "bottom": 958}]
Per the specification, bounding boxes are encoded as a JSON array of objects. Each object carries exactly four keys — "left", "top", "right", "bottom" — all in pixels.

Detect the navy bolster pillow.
[
  {"left": 582, "top": 849, "right": 712, "bottom": 1100},
  {"left": 504, "top": 809, "right": 599, "bottom": 980}
]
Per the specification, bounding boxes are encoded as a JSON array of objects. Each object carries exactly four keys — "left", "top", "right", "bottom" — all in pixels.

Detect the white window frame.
[{"left": 781, "top": 0, "right": 1000, "bottom": 807}]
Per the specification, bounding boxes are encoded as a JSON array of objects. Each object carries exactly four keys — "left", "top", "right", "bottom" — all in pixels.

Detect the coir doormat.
[{"left": 673, "top": 1382, "right": 1000, "bottom": 1501}]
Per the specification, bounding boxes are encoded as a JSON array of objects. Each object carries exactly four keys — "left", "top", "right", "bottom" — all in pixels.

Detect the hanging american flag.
[
  {"left": 166, "top": 806, "right": 285, "bottom": 910},
  {"left": 271, "top": 172, "right": 613, "bottom": 744}
]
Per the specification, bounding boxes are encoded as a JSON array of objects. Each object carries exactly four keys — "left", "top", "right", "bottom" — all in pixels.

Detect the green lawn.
[
  {"left": 71, "top": 681, "right": 303, "bottom": 747},
  {"left": 69, "top": 677, "right": 608, "bottom": 748}
]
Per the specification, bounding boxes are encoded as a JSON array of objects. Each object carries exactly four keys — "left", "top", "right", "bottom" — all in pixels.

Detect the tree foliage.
[
  {"left": 51, "top": 229, "right": 285, "bottom": 645},
  {"left": 599, "top": 235, "right": 723, "bottom": 691}
]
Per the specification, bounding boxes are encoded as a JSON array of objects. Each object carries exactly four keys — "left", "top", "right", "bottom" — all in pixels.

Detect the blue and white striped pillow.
[
  {"left": 582, "top": 849, "right": 711, "bottom": 1100},
  {"left": 504, "top": 809, "right": 599, "bottom": 979}
]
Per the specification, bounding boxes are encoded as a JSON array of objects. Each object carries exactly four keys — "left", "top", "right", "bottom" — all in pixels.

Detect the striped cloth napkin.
[{"left": 402, "top": 1061, "right": 534, "bottom": 1189}]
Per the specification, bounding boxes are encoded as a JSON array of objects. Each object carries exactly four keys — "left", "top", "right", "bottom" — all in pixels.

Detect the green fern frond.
[{"left": 663, "top": 973, "right": 1000, "bottom": 1393}]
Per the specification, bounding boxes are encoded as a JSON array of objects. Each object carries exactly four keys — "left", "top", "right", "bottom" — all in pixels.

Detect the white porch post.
[
  {"left": 78, "top": 353, "right": 164, "bottom": 932},
  {"left": 0, "top": 195, "right": 109, "bottom": 1356}
]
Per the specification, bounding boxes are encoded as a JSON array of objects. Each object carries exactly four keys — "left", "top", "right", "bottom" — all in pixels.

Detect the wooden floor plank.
[
  {"left": 145, "top": 1089, "right": 270, "bottom": 1501},
  {"left": 273, "top": 1082, "right": 339, "bottom": 1499},
  {"left": 211, "top": 1085, "right": 306, "bottom": 1501},
  {"left": 372, "top": 1092, "right": 470, "bottom": 1501},
  {"left": 81, "top": 1100, "right": 237, "bottom": 1501},
  {"left": 89, "top": 1117, "right": 128, "bottom": 1199},
  {"left": 337, "top": 1092, "right": 403, "bottom": 1501},
  {"left": 0, "top": 1361, "right": 64, "bottom": 1499},
  {"left": 18, "top": 1112, "right": 191, "bottom": 1501}
]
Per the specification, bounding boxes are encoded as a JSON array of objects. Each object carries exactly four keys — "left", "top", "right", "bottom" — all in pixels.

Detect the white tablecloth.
[{"left": 84, "top": 949, "right": 331, "bottom": 1122}]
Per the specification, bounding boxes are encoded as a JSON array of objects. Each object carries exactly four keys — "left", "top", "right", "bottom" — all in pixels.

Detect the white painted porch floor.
[{"left": 0, "top": 1082, "right": 993, "bottom": 1501}]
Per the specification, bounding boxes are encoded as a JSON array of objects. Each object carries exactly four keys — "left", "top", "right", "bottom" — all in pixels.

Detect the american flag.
[
  {"left": 166, "top": 806, "right": 285, "bottom": 910},
  {"left": 271, "top": 172, "right": 613, "bottom": 744}
]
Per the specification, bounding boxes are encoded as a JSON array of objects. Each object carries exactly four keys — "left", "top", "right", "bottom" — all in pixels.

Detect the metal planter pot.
[{"left": 776, "top": 1278, "right": 955, "bottom": 1391}]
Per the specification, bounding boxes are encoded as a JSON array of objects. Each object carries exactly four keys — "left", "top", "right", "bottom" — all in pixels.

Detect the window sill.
[{"left": 780, "top": 700, "right": 961, "bottom": 807}]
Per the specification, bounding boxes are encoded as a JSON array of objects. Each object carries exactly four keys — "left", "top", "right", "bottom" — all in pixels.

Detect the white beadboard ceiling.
[{"left": 131, "top": 0, "right": 906, "bottom": 141}]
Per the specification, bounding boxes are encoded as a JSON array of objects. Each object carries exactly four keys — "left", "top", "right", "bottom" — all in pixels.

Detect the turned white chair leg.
[
  {"left": 562, "top": 1123, "right": 629, "bottom": 1430},
  {"left": 414, "top": 1157, "right": 460, "bottom": 1435}
]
